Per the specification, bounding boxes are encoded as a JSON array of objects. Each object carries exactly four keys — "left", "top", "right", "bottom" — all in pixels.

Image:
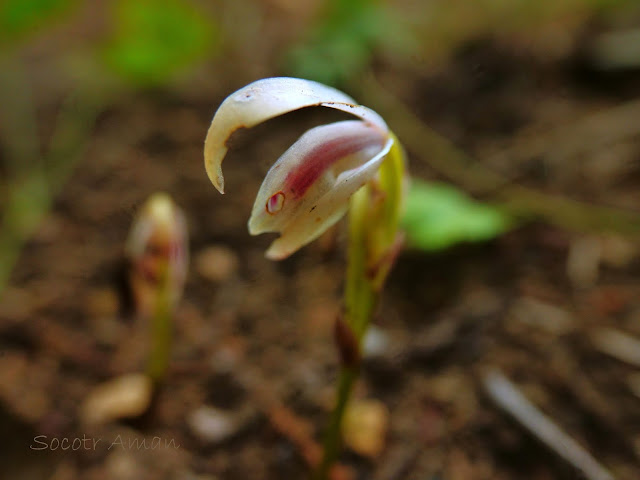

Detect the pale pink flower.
[{"left": 204, "top": 77, "right": 393, "bottom": 259}]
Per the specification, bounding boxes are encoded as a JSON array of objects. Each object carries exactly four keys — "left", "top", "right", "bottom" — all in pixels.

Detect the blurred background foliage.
[
  {"left": 102, "top": 0, "right": 219, "bottom": 86},
  {"left": 285, "top": 0, "right": 410, "bottom": 85},
  {"left": 0, "top": 0, "right": 76, "bottom": 45},
  {"left": 1, "top": 0, "right": 640, "bottom": 294},
  {"left": 402, "top": 180, "right": 511, "bottom": 251}
]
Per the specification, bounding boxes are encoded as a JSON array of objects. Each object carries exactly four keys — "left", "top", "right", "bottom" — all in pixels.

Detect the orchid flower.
[
  {"left": 204, "top": 77, "right": 394, "bottom": 260},
  {"left": 204, "top": 78, "right": 407, "bottom": 477}
]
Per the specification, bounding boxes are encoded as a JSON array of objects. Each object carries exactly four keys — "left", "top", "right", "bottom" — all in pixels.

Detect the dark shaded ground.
[{"left": 1, "top": 26, "right": 640, "bottom": 480}]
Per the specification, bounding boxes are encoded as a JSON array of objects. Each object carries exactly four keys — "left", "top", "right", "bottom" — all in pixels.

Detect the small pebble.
[
  {"left": 566, "top": 235, "right": 601, "bottom": 289},
  {"left": 511, "top": 297, "right": 574, "bottom": 334},
  {"left": 342, "top": 398, "right": 389, "bottom": 458},
  {"left": 600, "top": 234, "right": 637, "bottom": 267},
  {"left": 187, "top": 406, "right": 239, "bottom": 444},
  {"left": 195, "top": 245, "right": 239, "bottom": 282},
  {"left": 362, "top": 326, "right": 391, "bottom": 359},
  {"left": 591, "top": 328, "right": 640, "bottom": 368},
  {"left": 80, "top": 374, "right": 153, "bottom": 425}
]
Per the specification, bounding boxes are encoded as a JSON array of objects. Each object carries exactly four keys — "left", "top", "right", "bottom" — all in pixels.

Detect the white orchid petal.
[
  {"left": 248, "top": 120, "right": 387, "bottom": 236},
  {"left": 264, "top": 136, "right": 394, "bottom": 260},
  {"left": 204, "top": 77, "right": 388, "bottom": 193},
  {"left": 265, "top": 204, "right": 349, "bottom": 260}
]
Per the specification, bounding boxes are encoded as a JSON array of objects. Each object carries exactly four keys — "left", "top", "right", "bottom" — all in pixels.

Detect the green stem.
[
  {"left": 314, "top": 367, "right": 358, "bottom": 480},
  {"left": 315, "top": 133, "right": 406, "bottom": 479},
  {"left": 146, "top": 263, "right": 173, "bottom": 384},
  {"left": 315, "top": 186, "right": 379, "bottom": 479},
  {"left": 345, "top": 184, "right": 378, "bottom": 338}
]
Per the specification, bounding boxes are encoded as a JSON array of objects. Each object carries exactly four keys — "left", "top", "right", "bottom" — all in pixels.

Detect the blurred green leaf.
[
  {"left": 0, "top": 0, "right": 74, "bottom": 44},
  {"left": 287, "top": 0, "right": 389, "bottom": 86},
  {"left": 103, "top": 0, "right": 217, "bottom": 86},
  {"left": 401, "top": 180, "right": 511, "bottom": 251}
]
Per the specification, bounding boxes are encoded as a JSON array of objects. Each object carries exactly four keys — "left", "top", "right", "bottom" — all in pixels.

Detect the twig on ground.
[
  {"left": 590, "top": 328, "right": 640, "bottom": 368},
  {"left": 483, "top": 369, "right": 616, "bottom": 480},
  {"left": 357, "top": 75, "right": 640, "bottom": 235},
  {"left": 238, "top": 368, "right": 355, "bottom": 480},
  {"left": 488, "top": 98, "right": 640, "bottom": 169}
]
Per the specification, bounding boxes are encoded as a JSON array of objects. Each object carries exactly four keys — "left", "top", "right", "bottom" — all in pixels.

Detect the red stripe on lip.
[{"left": 285, "top": 128, "right": 384, "bottom": 198}]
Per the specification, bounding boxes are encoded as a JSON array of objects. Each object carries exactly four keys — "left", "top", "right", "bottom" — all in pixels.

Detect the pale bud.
[{"left": 125, "top": 192, "right": 188, "bottom": 317}]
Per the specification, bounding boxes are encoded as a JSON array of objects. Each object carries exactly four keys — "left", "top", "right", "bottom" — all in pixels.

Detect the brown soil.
[{"left": 1, "top": 22, "right": 640, "bottom": 480}]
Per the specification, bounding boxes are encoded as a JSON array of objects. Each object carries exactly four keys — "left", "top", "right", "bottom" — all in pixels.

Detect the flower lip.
[
  {"left": 247, "top": 120, "right": 388, "bottom": 238},
  {"left": 263, "top": 135, "right": 394, "bottom": 260}
]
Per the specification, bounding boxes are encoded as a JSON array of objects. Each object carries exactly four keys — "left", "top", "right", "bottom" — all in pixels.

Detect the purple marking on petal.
[
  {"left": 285, "top": 128, "right": 384, "bottom": 198},
  {"left": 266, "top": 191, "right": 285, "bottom": 214}
]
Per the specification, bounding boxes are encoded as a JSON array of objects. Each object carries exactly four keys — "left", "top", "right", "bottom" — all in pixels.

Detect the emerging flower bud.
[
  {"left": 125, "top": 192, "right": 188, "bottom": 317},
  {"left": 204, "top": 77, "right": 393, "bottom": 259}
]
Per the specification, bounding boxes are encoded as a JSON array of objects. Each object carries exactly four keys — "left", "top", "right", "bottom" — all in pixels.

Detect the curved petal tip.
[
  {"left": 204, "top": 77, "right": 388, "bottom": 195},
  {"left": 204, "top": 131, "right": 228, "bottom": 193}
]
